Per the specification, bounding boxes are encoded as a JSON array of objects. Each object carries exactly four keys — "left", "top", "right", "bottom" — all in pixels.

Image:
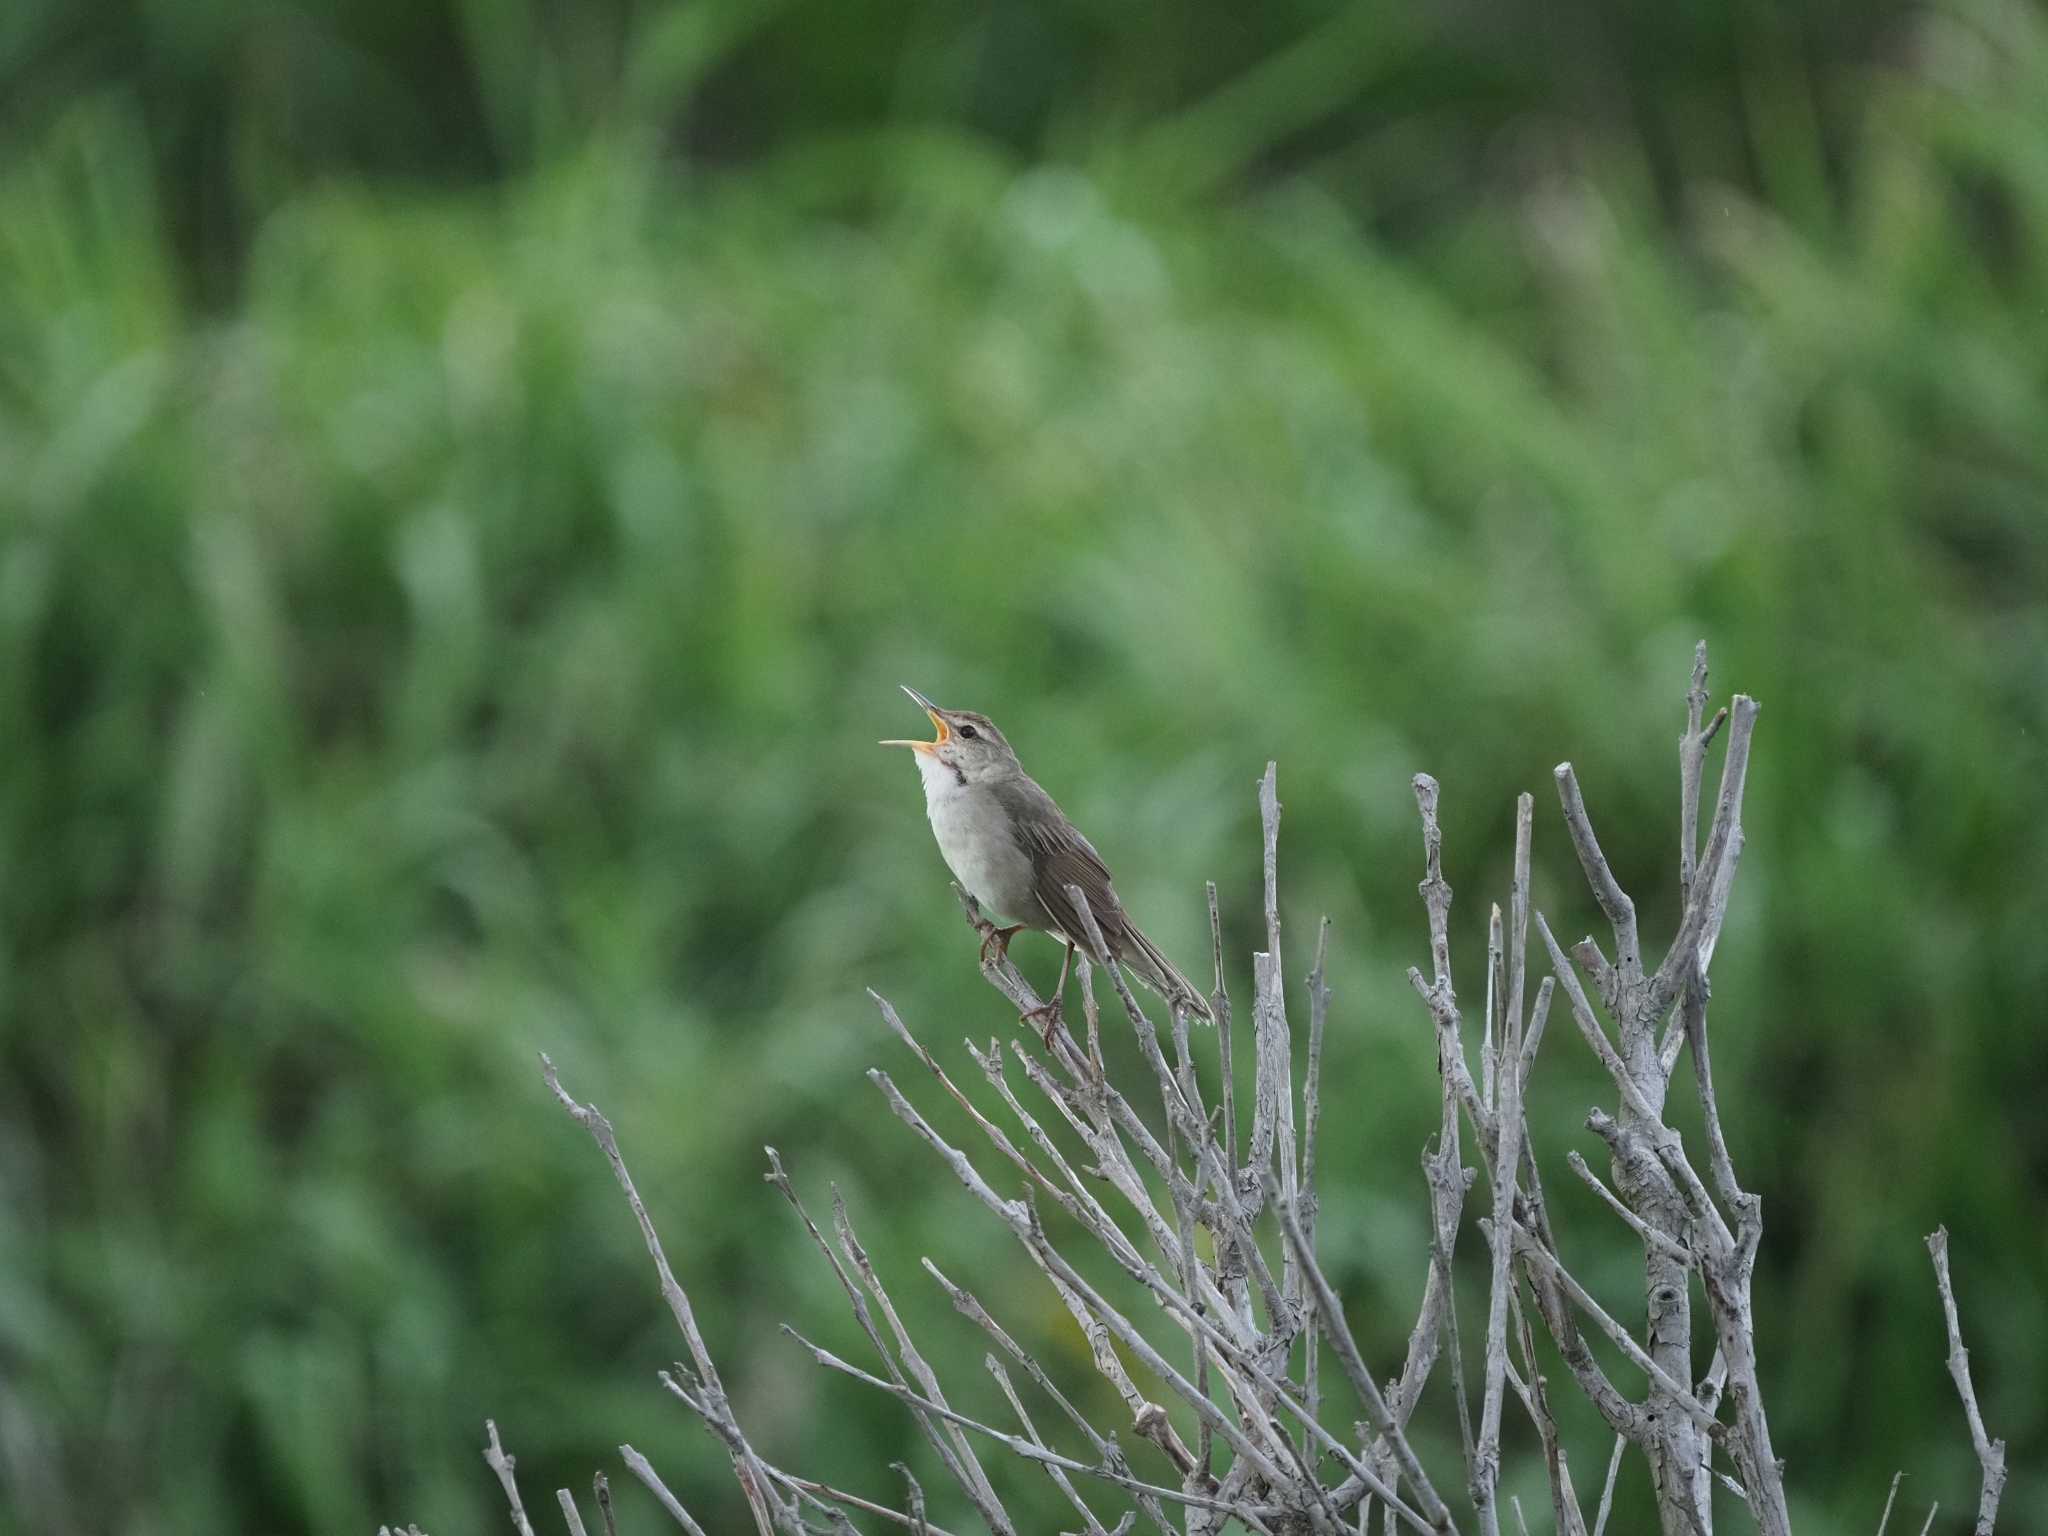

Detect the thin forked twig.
[
  {"left": 482, "top": 1420, "right": 539, "bottom": 1536},
  {"left": 1553, "top": 762, "right": 1640, "bottom": 979},
  {"left": 1927, "top": 1227, "right": 2007, "bottom": 1535},
  {"left": 541, "top": 1056, "right": 781, "bottom": 1535},
  {"left": 779, "top": 1326, "right": 1253, "bottom": 1520},
  {"left": 1277, "top": 1199, "right": 1458, "bottom": 1535}
]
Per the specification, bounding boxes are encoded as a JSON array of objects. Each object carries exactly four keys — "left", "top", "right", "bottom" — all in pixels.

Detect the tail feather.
[{"left": 1114, "top": 921, "right": 1214, "bottom": 1022}]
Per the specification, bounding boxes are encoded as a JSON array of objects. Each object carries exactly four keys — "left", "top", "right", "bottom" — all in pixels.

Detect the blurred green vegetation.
[{"left": 2, "top": 1, "right": 2044, "bottom": 1532}]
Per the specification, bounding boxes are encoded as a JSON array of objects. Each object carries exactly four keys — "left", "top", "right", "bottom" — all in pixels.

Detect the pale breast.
[{"left": 919, "top": 765, "right": 1038, "bottom": 920}]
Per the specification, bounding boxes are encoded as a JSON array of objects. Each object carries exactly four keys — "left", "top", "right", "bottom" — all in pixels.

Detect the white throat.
[{"left": 911, "top": 749, "right": 968, "bottom": 809}]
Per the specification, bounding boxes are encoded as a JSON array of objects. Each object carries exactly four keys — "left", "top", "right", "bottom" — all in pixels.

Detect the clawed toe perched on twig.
[
  {"left": 978, "top": 922, "right": 1022, "bottom": 967},
  {"left": 1019, "top": 996, "right": 1065, "bottom": 1050}
]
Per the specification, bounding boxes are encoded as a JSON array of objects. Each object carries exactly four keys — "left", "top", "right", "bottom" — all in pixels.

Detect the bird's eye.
[{"left": 958, "top": 724, "right": 979, "bottom": 740}]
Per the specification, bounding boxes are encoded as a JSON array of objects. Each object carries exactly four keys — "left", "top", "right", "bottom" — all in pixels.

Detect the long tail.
[{"left": 1112, "top": 920, "right": 1214, "bottom": 1022}]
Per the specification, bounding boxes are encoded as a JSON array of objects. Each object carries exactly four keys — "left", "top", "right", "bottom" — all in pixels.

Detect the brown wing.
[
  {"left": 991, "top": 775, "right": 1123, "bottom": 961},
  {"left": 993, "top": 774, "right": 1212, "bottom": 1019}
]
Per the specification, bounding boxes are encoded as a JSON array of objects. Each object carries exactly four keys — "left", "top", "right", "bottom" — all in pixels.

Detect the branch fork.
[{"left": 446, "top": 644, "right": 2001, "bottom": 1536}]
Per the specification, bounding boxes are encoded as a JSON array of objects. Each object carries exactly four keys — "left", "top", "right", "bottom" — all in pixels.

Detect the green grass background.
[{"left": 2, "top": 0, "right": 2044, "bottom": 1530}]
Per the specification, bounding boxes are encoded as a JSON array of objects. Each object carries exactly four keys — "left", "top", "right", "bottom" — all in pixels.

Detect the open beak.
[{"left": 879, "top": 684, "right": 949, "bottom": 755}]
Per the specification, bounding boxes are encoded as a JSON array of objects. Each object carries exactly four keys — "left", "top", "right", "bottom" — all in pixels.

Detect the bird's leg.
[
  {"left": 1021, "top": 942, "right": 1075, "bottom": 1050},
  {"left": 979, "top": 923, "right": 1024, "bottom": 968}
]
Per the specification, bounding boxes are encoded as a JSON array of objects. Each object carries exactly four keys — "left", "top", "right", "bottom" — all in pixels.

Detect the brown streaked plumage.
[{"left": 882, "top": 685, "right": 1211, "bottom": 1038}]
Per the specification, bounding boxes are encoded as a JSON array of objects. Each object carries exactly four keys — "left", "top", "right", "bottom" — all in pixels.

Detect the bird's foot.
[
  {"left": 979, "top": 923, "right": 1024, "bottom": 967},
  {"left": 1020, "top": 996, "right": 1064, "bottom": 1050}
]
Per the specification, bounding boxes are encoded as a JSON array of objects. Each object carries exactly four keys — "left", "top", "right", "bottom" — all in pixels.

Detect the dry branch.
[
  {"left": 422, "top": 645, "right": 2011, "bottom": 1536},
  {"left": 1927, "top": 1227, "right": 2008, "bottom": 1535},
  {"left": 483, "top": 1420, "right": 539, "bottom": 1536}
]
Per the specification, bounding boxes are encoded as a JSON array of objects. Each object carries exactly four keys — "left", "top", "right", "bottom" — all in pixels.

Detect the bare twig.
[
  {"left": 620, "top": 1444, "right": 710, "bottom": 1536},
  {"left": 769, "top": 1469, "right": 970, "bottom": 1536},
  {"left": 1532, "top": 914, "right": 1663, "bottom": 1127},
  {"left": 1679, "top": 641, "right": 1711, "bottom": 902},
  {"left": 1413, "top": 774, "right": 1454, "bottom": 995},
  {"left": 1259, "top": 760, "right": 1283, "bottom": 960},
  {"left": 987, "top": 1356, "right": 1114, "bottom": 1535},
  {"left": 1506, "top": 793, "right": 1532, "bottom": 1076},
  {"left": 1278, "top": 1199, "right": 1457, "bottom": 1535},
  {"left": 1408, "top": 775, "right": 1492, "bottom": 1145},
  {"left": 1302, "top": 912, "right": 1333, "bottom": 1442},
  {"left": 1927, "top": 1227, "right": 2007, "bottom": 1534},
  {"left": 1553, "top": 762, "right": 1640, "bottom": 979},
  {"left": 1566, "top": 1150, "right": 1690, "bottom": 1263},
  {"left": 780, "top": 1325, "right": 1251, "bottom": 1519},
  {"left": 923, "top": 1262, "right": 1139, "bottom": 1484},
  {"left": 1508, "top": 1225, "right": 1719, "bottom": 1428},
  {"left": 557, "top": 1488, "right": 590, "bottom": 1536},
  {"left": 1303, "top": 914, "right": 1332, "bottom": 1205},
  {"left": 837, "top": 1193, "right": 1013, "bottom": 1527},
  {"left": 1208, "top": 879, "right": 1238, "bottom": 1175},
  {"left": 1645, "top": 695, "right": 1759, "bottom": 1024},
  {"left": 1590, "top": 1435, "right": 1625, "bottom": 1536},
  {"left": 541, "top": 1057, "right": 781, "bottom": 1535},
  {"left": 1875, "top": 1471, "right": 1904, "bottom": 1536},
  {"left": 1244, "top": 764, "right": 1297, "bottom": 1235},
  {"left": 482, "top": 1421, "right": 539, "bottom": 1536},
  {"left": 1473, "top": 904, "right": 1527, "bottom": 1532},
  {"left": 897, "top": 1466, "right": 930, "bottom": 1536},
  {"left": 1485, "top": 903, "right": 1503, "bottom": 1115},
  {"left": 762, "top": 1148, "right": 1012, "bottom": 1533},
  {"left": 1434, "top": 1104, "right": 1478, "bottom": 1475},
  {"left": 1682, "top": 969, "right": 1747, "bottom": 1222},
  {"left": 866, "top": 1067, "right": 1293, "bottom": 1486},
  {"left": 1510, "top": 1276, "right": 1589, "bottom": 1536}
]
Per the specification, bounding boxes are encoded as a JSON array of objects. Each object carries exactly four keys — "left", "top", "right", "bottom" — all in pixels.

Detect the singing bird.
[{"left": 882, "top": 686, "right": 1211, "bottom": 1038}]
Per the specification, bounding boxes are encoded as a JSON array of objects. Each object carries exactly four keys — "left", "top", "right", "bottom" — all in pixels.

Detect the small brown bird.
[{"left": 882, "top": 686, "right": 1211, "bottom": 1038}]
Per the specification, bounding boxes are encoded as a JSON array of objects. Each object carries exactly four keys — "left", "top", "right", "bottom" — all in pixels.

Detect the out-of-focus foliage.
[{"left": 1, "top": 1, "right": 2043, "bottom": 1532}]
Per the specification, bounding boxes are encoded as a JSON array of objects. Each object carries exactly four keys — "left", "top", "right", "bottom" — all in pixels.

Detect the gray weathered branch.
[
  {"left": 436, "top": 646, "right": 2003, "bottom": 1536},
  {"left": 1927, "top": 1226, "right": 2007, "bottom": 1535}
]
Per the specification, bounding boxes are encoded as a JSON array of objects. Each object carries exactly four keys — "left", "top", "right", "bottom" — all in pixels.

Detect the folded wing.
[{"left": 994, "top": 776, "right": 1212, "bottom": 1020}]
